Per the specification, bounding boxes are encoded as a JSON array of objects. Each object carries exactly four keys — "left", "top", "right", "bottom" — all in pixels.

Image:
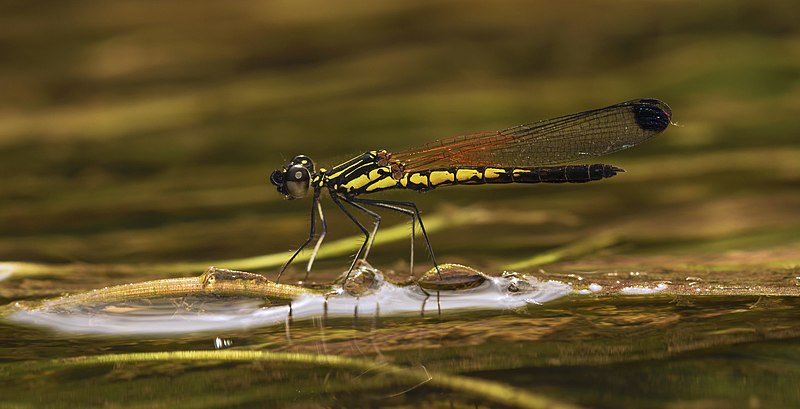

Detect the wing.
[{"left": 392, "top": 98, "right": 672, "bottom": 172}]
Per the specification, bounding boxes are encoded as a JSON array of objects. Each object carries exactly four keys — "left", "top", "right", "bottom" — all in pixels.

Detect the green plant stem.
[
  {"left": 2, "top": 208, "right": 493, "bottom": 280},
  {"left": 2, "top": 350, "right": 583, "bottom": 409},
  {"left": 505, "top": 234, "right": 619, "bottom": 270},
  {"left": 33, "top": 267, "right": 309, "bottom": 311}
]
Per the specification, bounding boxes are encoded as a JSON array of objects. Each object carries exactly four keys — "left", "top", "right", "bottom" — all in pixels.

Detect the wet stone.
[
  {"left": 502, "top": 271, "right": 535, "bottom": 293},
  {"left": 418, "top": 264, "right": 487, "bottom": 291},
  {"left": 336, "top": 262, "right": 381, "bottom": 297}
]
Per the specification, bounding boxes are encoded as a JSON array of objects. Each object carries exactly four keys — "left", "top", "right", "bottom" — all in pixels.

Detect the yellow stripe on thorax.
[
  {"left": 365, "top": 171, "right": 398, "bottom": 192},
  {"left": 327, "top": 151, "right": 379, "bottom": 180},
  {"left": 338, "top": 165, "right": 398, "bottom": 194}
]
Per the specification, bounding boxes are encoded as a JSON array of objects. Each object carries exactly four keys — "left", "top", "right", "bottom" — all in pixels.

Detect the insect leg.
[
  {"left": 276, "top": 188, "right": 321, "bottom": 284},
  {"left": 350, "top": 198, "right": 440, "bottom": 277},
  {"left": 349, "top": 198, "right": 416, "bottom": 277},
  {"left": 304, "top": 198, "right": 327, "bottom": 282},
  {"left": 329, "top": 192, "right": 370, "bottom": 281},
  {"left": 340, "top": 199, "right": 381, "bottom": 261}
]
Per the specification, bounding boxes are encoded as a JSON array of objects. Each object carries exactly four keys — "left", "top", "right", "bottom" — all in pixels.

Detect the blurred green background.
[
  {"left": 2, "top": 1, "right": 800, "bottom": 407},
  {"left": 1, "top": 0, "right": 798, "bottom": 279}
]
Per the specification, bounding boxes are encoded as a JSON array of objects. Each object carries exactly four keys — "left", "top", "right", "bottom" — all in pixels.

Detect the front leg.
[
  {"left": 303, "top": 198, "right": 327, "bottom": 282},
  {"left": 276, "top": 188, "right": 321, "bottom": 283}
]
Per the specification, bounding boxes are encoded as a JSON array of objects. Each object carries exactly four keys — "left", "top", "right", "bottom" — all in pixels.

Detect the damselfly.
[{"left": 270, "top": 98, "right": 672, "bottom": 282}]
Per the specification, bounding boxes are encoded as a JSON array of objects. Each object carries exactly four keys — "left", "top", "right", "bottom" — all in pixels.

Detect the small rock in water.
[
  {"left": 418, "top": 264, "right": 487, "bottom": 291},
  {"left": 502, "top": 271, "right": 537, "bottom": 293},
  {"left": 335, "top": 261, "right": 381, "bottom": 297}
]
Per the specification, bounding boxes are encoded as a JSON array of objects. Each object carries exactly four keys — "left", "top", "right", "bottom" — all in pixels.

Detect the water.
[
  {"left": 3, "top": 265, "right": 800, "bottom": 408},
  {"left": 2, "top": 1, "right": 800, "bottom": 407},
  {"left": 8, "top": 266, "right": 574, "bottom": 335}
]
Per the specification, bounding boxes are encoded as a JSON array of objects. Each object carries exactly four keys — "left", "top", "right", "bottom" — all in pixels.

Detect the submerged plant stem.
[
  {"left": 33, "top": 267, "right": 309, "bottom": 311},
  {"left": 3, "top": 350, "right": 583, "bottom": 409}
]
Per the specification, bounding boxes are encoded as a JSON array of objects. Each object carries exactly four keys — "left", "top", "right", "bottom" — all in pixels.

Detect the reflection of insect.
[{"left": 270, "top": 99, "right": 672, "bottom": 282}]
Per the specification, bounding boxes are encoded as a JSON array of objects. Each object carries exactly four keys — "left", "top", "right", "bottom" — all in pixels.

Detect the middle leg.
[{"left": 350, "top": 197, "right": 440, "bottom": 277}]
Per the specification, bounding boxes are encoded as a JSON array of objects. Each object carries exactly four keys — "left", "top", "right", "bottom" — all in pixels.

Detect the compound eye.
[
  {"left": 269, "top": 169, "right": 284, "bottom": 187},
  {"left": 290, "top": 155, "right": 315, "bottom": 172},
  {"left": 285, "top": 164, "right": 311, "bottom": 199}
]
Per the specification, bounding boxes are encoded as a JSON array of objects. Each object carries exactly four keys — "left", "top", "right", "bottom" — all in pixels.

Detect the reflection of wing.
[{"left": 393, "top": 99, "right": 671, "bottom": 172}]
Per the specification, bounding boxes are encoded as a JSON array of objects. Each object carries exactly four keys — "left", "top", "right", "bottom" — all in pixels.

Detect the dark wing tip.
[{"left": 628, "top": 98, "right": 672, "bottom": 133}]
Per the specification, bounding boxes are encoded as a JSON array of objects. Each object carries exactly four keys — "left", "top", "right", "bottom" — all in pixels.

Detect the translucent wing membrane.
[{"left": 393, "top": 98, "right": 672, "bottom": 172}]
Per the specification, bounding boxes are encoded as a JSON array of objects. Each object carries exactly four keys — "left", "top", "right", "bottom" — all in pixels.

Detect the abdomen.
[{"left": 400, "top": 164, "right": 623, "bottom": 192}]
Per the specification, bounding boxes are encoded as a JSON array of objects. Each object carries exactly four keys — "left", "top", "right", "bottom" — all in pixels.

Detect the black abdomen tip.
[{"left": 631, "top": 98, "right": 672, "bottom": 133}]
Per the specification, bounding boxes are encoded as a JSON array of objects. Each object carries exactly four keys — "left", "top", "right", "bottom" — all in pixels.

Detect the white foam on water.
[
  {"left": 620, "top": 283, "right": 668, "bottom": 295},
  {"left": 8, "top": 267, "right": 677, "bottom": 335},
  {"left": 7, "top": 272, "right": 573, "bottom": 335}
]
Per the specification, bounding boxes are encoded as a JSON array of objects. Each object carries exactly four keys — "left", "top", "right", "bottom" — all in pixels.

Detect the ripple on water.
[{"left": 7, "top": 266, "right": 573, "bottom": 335}]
